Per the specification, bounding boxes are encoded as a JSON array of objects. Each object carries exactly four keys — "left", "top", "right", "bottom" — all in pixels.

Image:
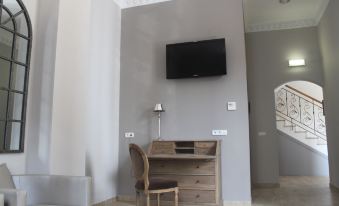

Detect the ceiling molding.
[
  {"left": 244, "top": 0, "right": 330, "bottom": 33},
  {"left": 246, "top": 19, "right": 318, "bottom": 33},
  {"left": 114, "top": 0, "right": 171, "bottom": 9}
]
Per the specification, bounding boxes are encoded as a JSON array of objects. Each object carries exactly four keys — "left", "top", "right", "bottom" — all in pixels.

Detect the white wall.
[
  {"left": 25, "top": 0, "right": 60, "bottom": 174},
  {"left": 86, "top": 0, "right": 121, "bottom": 203},
  {"left": 1, "top": 0, "right": 121, "bottom": 203},
  {"left": 49, "top": 0, "right": 92, "bottom": 176}
]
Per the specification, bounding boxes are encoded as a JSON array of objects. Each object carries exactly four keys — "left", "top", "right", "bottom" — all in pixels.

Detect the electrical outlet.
[
  {"left": 125, "top": 132, "right": 135, "bottom": 138},
  {"left": 212, "top": 130, "right": 228, "bottom": 136}
]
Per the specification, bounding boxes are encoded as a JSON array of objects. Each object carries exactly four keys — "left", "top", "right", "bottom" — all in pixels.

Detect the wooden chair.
[{"left": 129, "top": 144, "right": 179, "bottom": 206}]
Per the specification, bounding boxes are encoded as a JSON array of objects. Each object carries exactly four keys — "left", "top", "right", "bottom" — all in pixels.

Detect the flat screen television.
[{"left": 166, "top": 38, "right": 227, "bottom": 79}]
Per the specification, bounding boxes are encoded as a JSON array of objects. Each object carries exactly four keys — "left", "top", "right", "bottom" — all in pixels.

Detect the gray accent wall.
[
  {"left": 246, "top": 27, "right": 325, "bottom": 184},
  {"left": 279, "top": 133, "right": 329, "bottom": 176},
  {"left": 119, "top": 0, "right": 251, "bottom": 202},
  {"left": 318, "top": 0, "right": 339, "bottom": 188}
]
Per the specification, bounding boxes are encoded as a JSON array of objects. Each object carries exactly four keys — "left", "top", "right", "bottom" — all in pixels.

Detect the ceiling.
[
  {"left": 113, "top": 0, "right": 329, "bottom": 33},
  {"left": 113, "top": 0, "right": 171, "bottom": 9},
  {"left": 244, "top": 0, "right": 329, "bottom": 33}
]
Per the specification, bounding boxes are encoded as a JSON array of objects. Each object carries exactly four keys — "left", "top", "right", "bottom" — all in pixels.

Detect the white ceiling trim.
[
  {"left": 245, "top": 0, "right": 330, "bottom": 33},
  {"left": 114, "top": 0, "right": 171, "bottom": 9},
  {"left": 246, "top": 19, "right": 317, "bottom": 33}
]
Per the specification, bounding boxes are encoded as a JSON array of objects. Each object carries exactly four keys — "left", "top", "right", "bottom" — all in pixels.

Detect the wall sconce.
[
  {"left": 289, "top": 59, "right": 306, "bottom": 67},
  {"left": 154, "top": 104, "right": 165, "bottom": 140}
]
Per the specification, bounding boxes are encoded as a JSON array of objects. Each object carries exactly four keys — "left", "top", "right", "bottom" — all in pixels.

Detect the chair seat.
[{"left": 135, "top": 178, "right": 178, "bottom": 190}]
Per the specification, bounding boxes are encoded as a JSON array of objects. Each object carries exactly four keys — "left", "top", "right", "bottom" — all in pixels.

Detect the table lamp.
[{"left": 154, "top": 104, "right": 165, "bottom": 140}]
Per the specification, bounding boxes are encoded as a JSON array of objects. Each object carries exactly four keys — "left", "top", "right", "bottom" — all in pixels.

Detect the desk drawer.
[
  {"left": 160, "top": 189, "right": 216, "bottom": 203},
  {"left": 151, "top": 175, "right": 215, "bottom": 189},
  {"left": 149, "top": 160, "right": 215, "bottom": 175}
]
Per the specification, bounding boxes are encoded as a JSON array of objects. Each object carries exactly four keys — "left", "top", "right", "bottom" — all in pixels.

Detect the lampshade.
[{"left": 154, "top": 104, "right": 165, "bottom": 112}]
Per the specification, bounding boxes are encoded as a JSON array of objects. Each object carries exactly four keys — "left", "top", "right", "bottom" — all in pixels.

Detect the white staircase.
[{"left": 275, "top": 85, "right": 328, "bottom": 157}]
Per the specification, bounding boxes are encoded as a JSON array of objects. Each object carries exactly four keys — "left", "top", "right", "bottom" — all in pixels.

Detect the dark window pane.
[
  {"left": 0, "top": 29, "right": 14, "bottom": 59},
  {"left": 5, "top": 121, "right": 21, "bottom": 151},
  {"left": 1, "top": 8, "right": 14, "bottom": 30},
  {"left": 0, "top": 121, "right": 5, "bottom": 149},
  {"left": 0, "top": 58, "right": 11, "bottom": 89},
  {"left": 3, "top": 0, "right": 22, "bottom": 15},
  {"left": 0, "top": 90, "right": 8, "bottom": 120},
  {"left": 14, "top": 35, "right": 28, "bottom": 64},
  {"left": 8, "top": 92, "right": 23, "bottom": 120},
  {"left": 16, "top": 13, "right": 28, "bottom": 37},
  {"left": 11, "top": 64, "right": 26, "bottom": 91}
]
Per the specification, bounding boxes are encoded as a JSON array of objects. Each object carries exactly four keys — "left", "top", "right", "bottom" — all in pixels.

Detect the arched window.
[{"left": 0, "top": 0, "right": 32, "bottom": 153}]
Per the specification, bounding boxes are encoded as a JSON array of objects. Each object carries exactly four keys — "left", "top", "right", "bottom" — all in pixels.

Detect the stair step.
[
  {"left": 306, "top": 132, "right": 318, "bottom": 139},
  {"left": 295, "top": 126, "right": 306, "bottom": 133},
  {"left": 284, "top": 120, "right": 293, "bottom": 126}
]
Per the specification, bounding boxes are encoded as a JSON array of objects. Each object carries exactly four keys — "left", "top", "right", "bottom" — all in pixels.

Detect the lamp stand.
[{"left": 157, "top": 112, "right": 162, "bottom": 140}]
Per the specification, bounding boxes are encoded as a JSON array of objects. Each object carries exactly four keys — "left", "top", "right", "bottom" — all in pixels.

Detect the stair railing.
[{"left": 275, "top": 85, "right": 327, "bottom": 141}]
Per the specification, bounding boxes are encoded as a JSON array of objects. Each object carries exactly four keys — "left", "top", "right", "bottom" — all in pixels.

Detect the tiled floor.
[
  {"left": 252, "top": 176, "right": 339, "bottom": 206},
  {"left": 113, "top": 176, "right": 339, "bottom": 206}
]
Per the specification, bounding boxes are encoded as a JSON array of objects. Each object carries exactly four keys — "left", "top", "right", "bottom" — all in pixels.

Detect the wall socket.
[
  {"left": 125, "top": 132, "right": 135, "bottom": 138},
  {"left": 212, "top": 130, "right": 228, "bottom": 136}
]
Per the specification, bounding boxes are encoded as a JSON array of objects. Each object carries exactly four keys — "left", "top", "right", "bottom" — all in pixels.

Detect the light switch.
[
  {"left": 227, "top": 102, "right": 237, "bottom": 111},
  {"left": 125, "top": 132, "right": 135, "bottom": 138},
  {"left": 212, "top": 130, "right": 228, "bottom": 136}
]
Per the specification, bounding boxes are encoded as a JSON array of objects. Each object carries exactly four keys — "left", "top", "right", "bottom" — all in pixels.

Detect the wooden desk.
[{"left": 148, "top": 140, "right": 220, "bottom": 206}]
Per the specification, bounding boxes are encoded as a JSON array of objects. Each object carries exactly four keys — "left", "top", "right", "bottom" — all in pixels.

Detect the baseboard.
[
  {"left": 252, "top": 183, "right": 280, "bottom": 189},
  {"left": 117, "top": 195, "right": 251, "bottom": 206},
  {"left": 93, "top": 197, "right": 117, "bottom": 206},
  {"left": 223, "top": 201, "right": 252, "bottom": 206},
  {"left": 117, "top": 195, "right": 135, "bottom": 202},
  {"left": 330, "top": 183, "right": 339, "bottom": 192}
]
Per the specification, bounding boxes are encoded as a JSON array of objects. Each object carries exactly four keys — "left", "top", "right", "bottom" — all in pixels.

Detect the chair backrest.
[{"left": 129, "top": 144, "right": 150, "bottom": 191}]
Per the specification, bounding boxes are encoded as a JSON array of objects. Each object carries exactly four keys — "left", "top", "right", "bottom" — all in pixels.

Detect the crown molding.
[
  {"left": 245, "top": 0, "right": 330, "bottom": 33},
  {"left": 245, "top": 19, "right": 318, "bottom": 33},
  {"left": 114, "top": 0, "right": 171, "bottom": 9}
]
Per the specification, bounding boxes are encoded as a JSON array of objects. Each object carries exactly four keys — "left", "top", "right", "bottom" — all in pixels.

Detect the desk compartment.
[
  {"left": 151, "top": 142, "right": 175, "bottom": 154},
  {"left": 149, "top": 160, "right": 215, "bottom": 175}
]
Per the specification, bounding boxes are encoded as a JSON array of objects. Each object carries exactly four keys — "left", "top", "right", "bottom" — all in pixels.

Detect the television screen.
[{"left": 166, "top": 39, "right": 227, "bottom": 79}]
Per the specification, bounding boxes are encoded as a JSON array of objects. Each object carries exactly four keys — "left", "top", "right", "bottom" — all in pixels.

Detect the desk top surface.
[{"left": 148, "top": 154, "right": 217, "bottom": 160}]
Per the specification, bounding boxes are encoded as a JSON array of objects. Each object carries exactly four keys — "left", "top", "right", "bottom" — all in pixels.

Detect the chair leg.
[
  {"left": 146, "top": 193, "right": 151, "bottom": 206},
  {"left": 157, "top": 193, "right": 160, "bottom": 206},
  {"left": 174, "top": 188, "right": 179, "bottom": 206},
  {"left": 136, "top": 191, "right": 140, "bottom": 206}
]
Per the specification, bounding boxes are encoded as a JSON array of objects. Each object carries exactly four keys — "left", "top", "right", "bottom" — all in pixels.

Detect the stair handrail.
[
  {"left": 285, "top": 85, "right": 323, "bottom": 105},
  {"left": 275, "top": 84, "right": 327, "bottom": 141}
]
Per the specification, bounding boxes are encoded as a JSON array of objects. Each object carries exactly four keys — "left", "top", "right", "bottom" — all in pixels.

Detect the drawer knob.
[
  {"left": 196, "top": 180, "right": 200, "bottom": 184},
  {"left": 196, "top": 165, "right": 200, "bottom": 168},
  {"left": 196, "top": 194, "right": 200, "bottom": 198}
]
